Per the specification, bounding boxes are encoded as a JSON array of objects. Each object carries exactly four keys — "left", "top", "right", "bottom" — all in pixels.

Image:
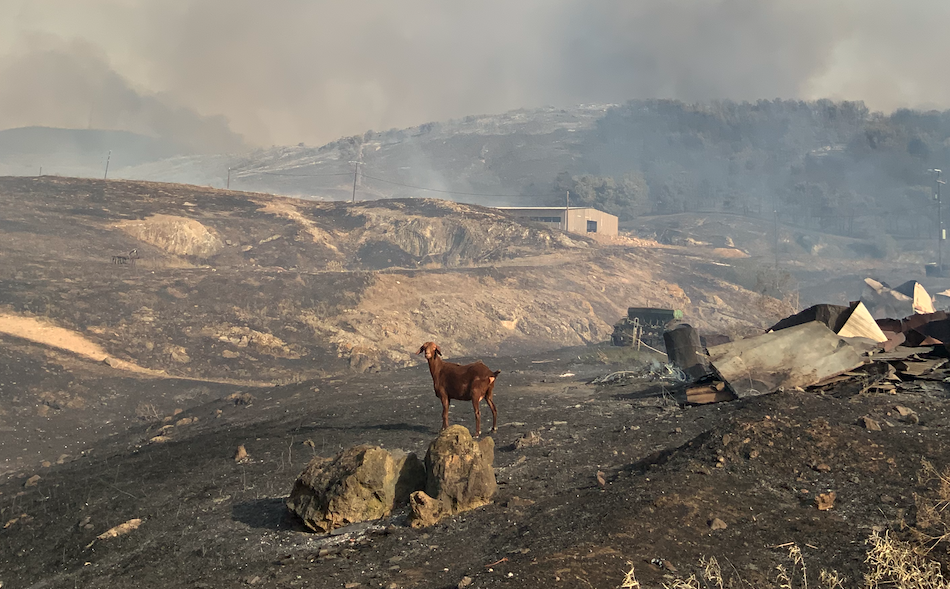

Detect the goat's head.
[{"left": 418, "top": 341, "right": 442, "bottom": 360}]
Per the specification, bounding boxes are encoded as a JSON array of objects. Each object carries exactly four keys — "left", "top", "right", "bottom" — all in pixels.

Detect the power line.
[
  {"left": 243, "top": 170, "right": 354, "bottom": 178},
  {"left": 231, "top": 164, "right": 553, "bottom": 199},
  {"left": 359, "top": 172, "right": 549, "bottom": 198}
]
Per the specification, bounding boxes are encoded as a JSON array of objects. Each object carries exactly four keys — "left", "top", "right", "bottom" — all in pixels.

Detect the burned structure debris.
[{"left": 658, "top": 279, "right": 950, "bottom": 405}]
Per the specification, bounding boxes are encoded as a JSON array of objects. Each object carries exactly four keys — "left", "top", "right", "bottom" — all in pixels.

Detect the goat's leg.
[
  {"left": 485, "top": 388, "right": 498, "bottom": 433},
  {"left": 439, "top": 393, "right": 450, "bottom": 430},
  {"left": 472, "top": 397, "right": 482, "bottom": 437}
]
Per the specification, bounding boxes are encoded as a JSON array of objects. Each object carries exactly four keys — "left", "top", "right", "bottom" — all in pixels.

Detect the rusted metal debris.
[
  {"left": 706, "top": 322, "right": 865, "bottom": 399},
  {"left": 862, "top": 278, "right": 934, "bottom": 319},
  {"left": 667, "top": 277, "right": 950, "bottom": 405},
  {"left": 892, "top": 280, "right": 936, "bottom": 314},
  {"left": 768, "top": 301, "right": 886, "bottom": 344}
]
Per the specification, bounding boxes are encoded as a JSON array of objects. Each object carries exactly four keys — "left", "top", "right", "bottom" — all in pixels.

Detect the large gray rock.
[
  {"left": 287, "top": 445, "right": 424, "bottom": 532},
  {"left": 410, "top": 425, "right": 496, "bottom": 527}
]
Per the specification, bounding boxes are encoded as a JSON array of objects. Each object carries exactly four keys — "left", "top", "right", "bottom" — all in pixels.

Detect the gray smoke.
[
  {"left": 0, "top": 34, "right": 245, "bottom": 153},
  {"left": 2, "top": 0, "right": 948, "bottom": 148}
]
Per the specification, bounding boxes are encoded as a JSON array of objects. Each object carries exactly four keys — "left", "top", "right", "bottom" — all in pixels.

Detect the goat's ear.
[
  {"left": 417, "top": 345, "right": 425, "bottom": 355},
  {"left": 435, "top": 346, "right": 442, "bottom": 356}
]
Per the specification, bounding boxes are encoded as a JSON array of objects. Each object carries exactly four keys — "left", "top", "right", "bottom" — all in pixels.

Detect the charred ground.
[
  {"left": 1, "top": 177, "right": 949, "bottom": 588},
  {"left": 2, "top": 345, "right": 949, "bottom": 589}
]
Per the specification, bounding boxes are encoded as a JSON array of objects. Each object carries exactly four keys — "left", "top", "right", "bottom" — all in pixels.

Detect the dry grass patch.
[
  {"left": 650, "top": 534, "right": 950, "bottom": 589},
  {"left": 912, "top": 460, "right": 950, "bottom": 554},
  {"left": 866, "top": 531, "right": 949, "bottom": 589}
]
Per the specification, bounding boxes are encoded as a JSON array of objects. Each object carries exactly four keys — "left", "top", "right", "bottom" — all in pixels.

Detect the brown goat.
[
  {"left": 111, "top": 249, "right": 140, "bottom": 268},
  {"left": 418, "top": 341, "right": 499, "bottom": 436}
]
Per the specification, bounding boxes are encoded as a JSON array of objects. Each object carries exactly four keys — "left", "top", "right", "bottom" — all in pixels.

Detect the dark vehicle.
[{"left": 611, "top": 307, "right": 684, "bottom": 349}]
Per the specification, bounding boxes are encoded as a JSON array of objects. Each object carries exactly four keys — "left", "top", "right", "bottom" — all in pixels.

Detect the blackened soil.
[{"left": 2, "top": 344, "right": 949, "bottom": 589}]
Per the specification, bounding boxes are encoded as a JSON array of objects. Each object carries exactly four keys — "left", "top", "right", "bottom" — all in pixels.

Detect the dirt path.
[
  {"left": 0, "top": 313, "right": 281, "bottom": 389},
  {"left": 254, "top": 198, "right": 340, "bottom": 251},
  {"left": 0, "top": 313, "right": 163, "bottom": 375}
]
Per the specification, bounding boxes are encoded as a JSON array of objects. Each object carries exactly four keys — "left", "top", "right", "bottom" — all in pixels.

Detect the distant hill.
[
  {"left": 117, "top": 105, "right": 614, "bottom": 203},
  {"left": 114, "top": 100, "right": 950, "bottom": 247},
  {"left": 0, "top": 126, "right": 190, "bottom": 177},
  {"left": 16, "top": 100, "right": 950, "bottom": 250}
]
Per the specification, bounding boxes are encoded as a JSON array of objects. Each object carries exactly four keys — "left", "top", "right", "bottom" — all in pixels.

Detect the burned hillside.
[
  {"left": 0, "top": 176, "right": 791, "bottom": 383},
  {"left": 116, "top": 101, "right": 950, "bottom": 252},
  {"left": 0, "top": 176, "right": 949, "bottom": 588}
]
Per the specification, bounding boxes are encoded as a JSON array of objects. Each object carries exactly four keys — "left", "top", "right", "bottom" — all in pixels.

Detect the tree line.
[{"left": 534, "top": 99, "right": 950, "bottom": 240}]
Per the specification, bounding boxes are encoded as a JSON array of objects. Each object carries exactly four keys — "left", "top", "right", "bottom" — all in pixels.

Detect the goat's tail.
[{"left": 492, "top": 370, "right": 501, "bottom": 377}]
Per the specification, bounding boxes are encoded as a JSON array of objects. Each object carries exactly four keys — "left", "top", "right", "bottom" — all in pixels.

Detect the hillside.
[
  {"left": 12, "top": 101, "right": 950, "bottom": 264},
  {"left": 100, "top": 100, "right": 950, "bottom": 254},
  {"left": 1, "top": 177, "right": 948, "bottom": 589},
  {"left": 623, "top": 210, "right": 950, "bottom": 306},
  {"left": 0, "top": 176, "right": 801, "bottom": 475},
  {"left": 0, "top": 176, "right": 794, "bottom": 383},
  {"left": 2, "top": 324, "right": 949, "bottom": 589},
  {"left": 116, "top": 105, "right": 612, "bottom": 202}
]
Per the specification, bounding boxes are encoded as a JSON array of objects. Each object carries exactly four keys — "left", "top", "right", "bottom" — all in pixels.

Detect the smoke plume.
[{"left": 3, "top": 0, "right": 950, "bottom": 149}]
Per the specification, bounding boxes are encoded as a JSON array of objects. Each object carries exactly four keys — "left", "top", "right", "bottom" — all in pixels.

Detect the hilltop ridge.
[{"left": 0, "top": 176, "right": 793, "bottom": 384}]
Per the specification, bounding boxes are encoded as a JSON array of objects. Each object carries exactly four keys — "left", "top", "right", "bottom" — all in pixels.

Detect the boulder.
[
  {"left": 408, "top": 491, "right": 443, "bottom": 528},
  {"left": 288, "top": 427, "right": 495, "bottom": 531},
  {"left": 410, "top": 425, "right": 496, "bottom": 526},
  {"left": 349, "top": 346, "right": 379, "bottom": 373},
  {"left": 477, "top": 436, "right": 495, "bottom": 467},
  {"left": 511, "top": 430, "right": 542, "bottom": 450},
  {"left": 286, "top": 445, "right": 424, "bottom": 532}
]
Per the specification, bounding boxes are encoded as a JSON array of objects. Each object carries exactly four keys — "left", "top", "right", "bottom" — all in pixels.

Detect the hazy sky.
[{"left": 2, "top": 0, "right": 949, "bottom": 151}]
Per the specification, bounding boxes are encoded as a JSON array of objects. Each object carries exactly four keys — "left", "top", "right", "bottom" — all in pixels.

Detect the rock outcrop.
[
  {"left": 118, "top": 214, "right": 224, "bottom": 258},
  {"left": 409, "top": 425, "right": 497, "bottom": 527},
  {"left": 286, "top": 426, "right": 496, "bottom": 531},
  {"left": 286, "top": 445, "right": 424, "bottom": 532},
  {"left": 408, "top": 489, "right": 444, "bottom": 528}
]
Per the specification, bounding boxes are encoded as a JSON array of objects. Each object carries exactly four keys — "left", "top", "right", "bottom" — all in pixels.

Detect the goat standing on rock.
[{"left": 418, "top": 342, "right": 499, "bottom": 437}]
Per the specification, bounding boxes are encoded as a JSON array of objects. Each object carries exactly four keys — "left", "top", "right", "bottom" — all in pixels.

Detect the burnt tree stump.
[{"left": 663, "top": 324, "right": 710, "bottom": 380}]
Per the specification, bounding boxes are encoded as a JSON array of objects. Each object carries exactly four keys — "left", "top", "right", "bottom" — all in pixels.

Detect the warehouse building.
[{"left": 496, "top": 206, "right": 619, "bottom": 237}]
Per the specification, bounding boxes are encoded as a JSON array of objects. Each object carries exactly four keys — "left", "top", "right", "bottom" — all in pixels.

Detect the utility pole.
[
  {"left": 350, "top": 161, "right": 360, "bottom": 203},
  {"left": 564, "top": 190, "right": 570, "bottom": 232},
  {"left": 227, "top": 167, "right": 231, "bottom": 190},
  {"left": 773, "top": 209, "right": 779, "bottom": 269},
  {"left": 349, "top": 143, "right": 364, "bottom": 204},
  {"left": 104, "top": 150, "right": 111, "bottom": 180},
  {"left": 930, "top": 169, "right": 946, "bottom": 270}
]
